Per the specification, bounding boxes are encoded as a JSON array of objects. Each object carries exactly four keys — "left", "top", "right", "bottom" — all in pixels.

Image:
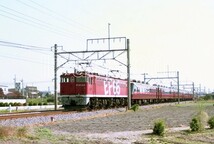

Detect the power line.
[
  {"left": 0, "top": 4, "right": 78, "bottom": 37},
  {"left": 0, "top": 40, "right": 50, "bottom": 51},
  {"left": 25, "top": 0, "right": 102, "bottom": 36},
  {"left": 0, "top": 12, "right": 75, "bottom": 40},
  {"left": 0, "top": 40, "right": 53, "bottom": 64},
  {"left": 16, "top": 0, "right": 95, "bottom": 37},
  {"left": 0, "top": 54, "right": 53, "bottom": 66},
  {"left": 0, "top": 6, "right": 84, "bottom": 40},
  {"left": 1, "top": 3, "right": 89, "bottom": 39}
]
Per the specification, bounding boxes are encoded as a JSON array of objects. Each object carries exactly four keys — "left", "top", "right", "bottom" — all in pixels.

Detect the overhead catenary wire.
[
  {"left": 27, "top": 0, "right": 102, "bottom": 36},
  {"left": 0, "top": 13, "right": 75, "bottom": 40},
  {"left": 0, "top": 40, "right": 50, "bottom": 51},
  {"left": 15, "top": 0, "right": 99, "bottom": 38},
  {"left": 0, "top": 54, "right": 53, "bottom": 66},
  {"left": 0, "top": 5, "right": 86, "bottom": 40},
  {"left": 0, "top": 4, "right": 84, "bottom": 38},
  {"left": 0, "top": 40, "right": 53, "bottom": 65}
]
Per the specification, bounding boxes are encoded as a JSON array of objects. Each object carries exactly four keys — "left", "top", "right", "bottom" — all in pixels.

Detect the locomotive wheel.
[{"left": 103, "top": 99, "right": 108, "bottom": 109}]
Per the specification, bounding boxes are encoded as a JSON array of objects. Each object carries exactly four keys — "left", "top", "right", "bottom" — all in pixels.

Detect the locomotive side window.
[
  {"left": 76, "top": 76, "right": 87, "bottom": 82},
  {"left": 70, "top": 77, "right": 75, "bottom": 82}
]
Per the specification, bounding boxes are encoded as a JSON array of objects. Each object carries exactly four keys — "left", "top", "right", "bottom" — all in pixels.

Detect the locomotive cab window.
[{"left": 61, "top": 77, "right": 70, "bottom": 83}]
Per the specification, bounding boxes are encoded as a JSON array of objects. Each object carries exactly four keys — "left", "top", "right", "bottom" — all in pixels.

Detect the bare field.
[{"left": 44, "top": 101, "right": 214, "bottom": 143}]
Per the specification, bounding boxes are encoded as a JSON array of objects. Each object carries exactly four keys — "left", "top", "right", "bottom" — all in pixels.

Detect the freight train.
[{"left": 59, "top": 71, "right": 193, "bottom": 109}]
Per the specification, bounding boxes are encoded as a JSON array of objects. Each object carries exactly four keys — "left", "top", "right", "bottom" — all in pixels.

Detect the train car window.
[
  {"left": 90, "top": 77, "right": 93, "bottom": 84},
  {"left": 87, "top": 77, "right": 93, "bottom": 84},
  {"left": 131, "top": 84, "right": 138, "bottom": 93},
  {"left": 87, "top": 77, "right": 90, "bottom": 84}
]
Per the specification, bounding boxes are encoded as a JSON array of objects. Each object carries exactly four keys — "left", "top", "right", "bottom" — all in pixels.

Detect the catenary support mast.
[
  {"left": 127, "top": 39, "right": 131, "bottom": 109},
  {"left": 54, "top": 44, "right": 58, "bottom": 110}
]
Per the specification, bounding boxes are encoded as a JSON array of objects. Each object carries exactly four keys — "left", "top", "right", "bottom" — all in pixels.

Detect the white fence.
[
  {"left": 0, "top": 105, "right": 62, "bottom": 111},
  {"left": 0, "top": 99, "right": 26, "bottom": 104}
]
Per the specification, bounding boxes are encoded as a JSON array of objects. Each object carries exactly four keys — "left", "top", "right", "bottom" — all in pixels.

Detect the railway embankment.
[{"left": 0, "top": 101, "right": 214, "bottom": 143}]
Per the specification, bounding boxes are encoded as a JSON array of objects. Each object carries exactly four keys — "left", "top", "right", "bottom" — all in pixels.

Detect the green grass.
[
  {"left": 145, "top": 129, "right": 214, "bottom": 144},
  {"left": 175, "top": 100, "right": 214, "bottom": 108}
]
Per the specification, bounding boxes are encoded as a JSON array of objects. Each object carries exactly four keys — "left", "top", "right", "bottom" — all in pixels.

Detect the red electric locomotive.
[
  {"left": 60, "top": 71, "right": 127, "bottom": 109},
  {"left": 60, "top": 71, "right": 193, "bottom": 109}
]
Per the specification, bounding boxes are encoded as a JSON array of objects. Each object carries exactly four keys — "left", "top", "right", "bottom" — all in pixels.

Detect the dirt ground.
[{"left": 43, "top": 101, "right": 214, "bottom": 144}]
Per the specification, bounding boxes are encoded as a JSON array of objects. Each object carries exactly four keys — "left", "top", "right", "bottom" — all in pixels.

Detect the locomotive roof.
[{"left": 61, "top": 71, "right": 126, "bottom": 80}]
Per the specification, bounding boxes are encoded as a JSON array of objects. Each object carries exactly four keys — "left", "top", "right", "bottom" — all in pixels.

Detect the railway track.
[{"left": 0, "top": 101, "right": 182, "bottom": 121}]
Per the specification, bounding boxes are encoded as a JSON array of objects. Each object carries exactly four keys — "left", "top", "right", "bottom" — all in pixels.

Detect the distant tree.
[
  {"left": 203, "top": 94, "right": 214, "bottom": 100},
  {"left": 0, "top": 88, "right": 4, "bottom": 97},
  {"left": 45, "top": 92, "right": 50, "bottom": 97}
]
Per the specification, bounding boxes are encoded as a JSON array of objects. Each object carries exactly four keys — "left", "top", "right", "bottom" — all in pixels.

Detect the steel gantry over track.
[
  {"left": 53, "top": 37, "right": 132, "bottom": 110},
  {"left": 171, "top": 82, "right": 195, "bottom": 99},
  {"left": 144, "top": 71, "right": 181, "bottom": 104}
]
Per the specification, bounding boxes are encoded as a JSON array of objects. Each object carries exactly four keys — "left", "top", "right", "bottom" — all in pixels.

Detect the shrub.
[
  {"left": 28, "top": 102, "right": 33, "bottom": 106},
  {"left": 190, "top": 117, "right": 202, "bottom": 132},
  {"left": 38, "top": 102, "right": 42, "bottom": 106},
  {"left": 9, "top": 102, "right": 13, "bottom": 106},
  {"left": 17, "top": 102, "right": 22, "bottom": 106},
  {"left": 208, "top": 116, "right": 214, "bottom": 129},
  {"left": 131, "top": 104, "right": 139, "bottom": 112},
  {"left": 47, "top": 97, "right": 54, "bottom": 103},
  {"left": 4, "top": 103, "right": 9, "bottom": 107},
  {"left": 196, "top": 111, "right": 209, "bottom": 130},
  {"left": 153, "top": 119, "right": 165, "bottom": 136},
  {"left": 196, "top": 111, "right": 209, "bottom": 131},
  {"left": 43, "top": 102, "right": 48, "bottom": 105},
  {"left": 0, "top": 102, "right": 3, "bottom": 107},
  {"left": 33, "top": 103, "right": 37, "bottom": 106},
  {"left": 190, "top": 111, "right": 209, "bottom": 132}
]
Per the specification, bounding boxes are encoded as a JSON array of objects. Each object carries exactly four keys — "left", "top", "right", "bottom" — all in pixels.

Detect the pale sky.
[{"left": 0, "top": 0, "right": 214, "bottom": 92}]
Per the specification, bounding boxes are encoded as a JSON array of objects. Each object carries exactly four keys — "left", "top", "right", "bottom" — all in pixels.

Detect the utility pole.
[
  {"left": 14, "top": 75, "right": 16, "bottom": 89},
  {"left": 21, "top": 79, "right": 24, "bottom": 97},
  {"left": 54, "top": 44, "right": 58, "bottom": 110},
  {"left": 177, "top": 71, "right": 180, "bottom": 104},
  {"left": 108, "top": 23, "right": 111, "bottom": 50},
  {"left": 192, "top": 82, "right": 195, "bottom": 99},
  {"left": 127, "top": 39, "right": 131, "bottom": 109}
]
